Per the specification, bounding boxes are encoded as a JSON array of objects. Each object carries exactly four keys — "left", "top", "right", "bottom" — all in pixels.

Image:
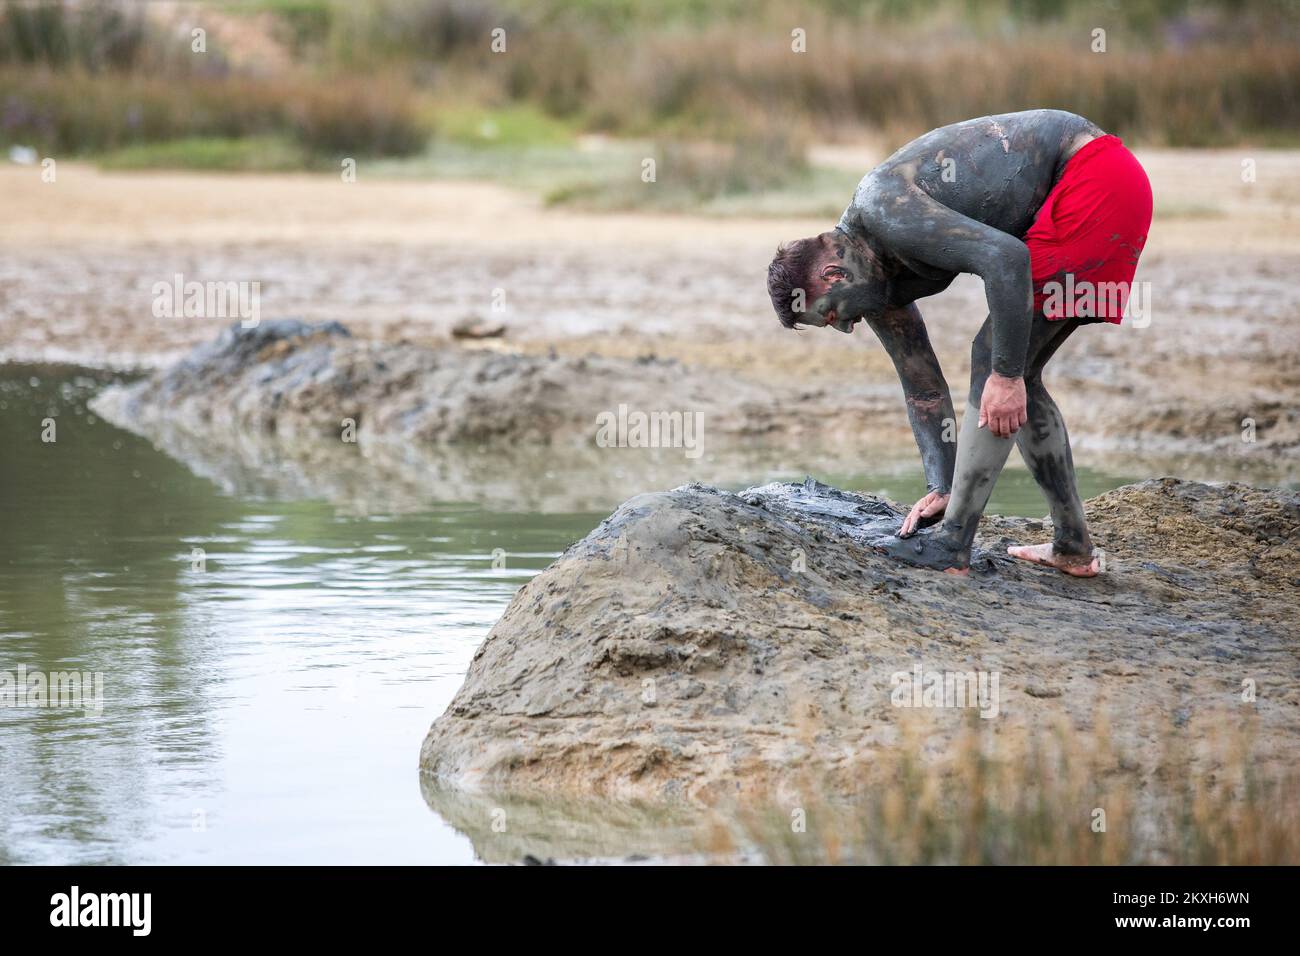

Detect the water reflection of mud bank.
[
  {"left": 419, "top": 780, "right": 722, "bottom": 864},
  {"left": 86, "top": 406, "right": 901, "bottom": 513},
  {"left": 84, "top": 397, "right": 1291, "bottom": 517}
]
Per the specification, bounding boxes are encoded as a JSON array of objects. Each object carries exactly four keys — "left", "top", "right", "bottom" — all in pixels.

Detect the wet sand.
[{"left": 3, "top": 149, "right": 1297, "bottom": 470}]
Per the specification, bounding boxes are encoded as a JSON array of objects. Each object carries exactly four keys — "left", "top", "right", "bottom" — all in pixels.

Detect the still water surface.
[{"left": 0, "top": 365, "right": 1139, "bottom": 864}]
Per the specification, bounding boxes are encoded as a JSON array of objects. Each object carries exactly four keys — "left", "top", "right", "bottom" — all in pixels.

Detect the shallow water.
[{"left": 0, "top": 364, "right": 1167, "bottom": 864}]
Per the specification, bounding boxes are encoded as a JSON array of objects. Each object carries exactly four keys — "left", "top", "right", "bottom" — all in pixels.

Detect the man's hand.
[
  {"left": 900, "top": 491, "right": 950, "bottom": 537},
  {"left": 978, "top": 372, "right": 1028, "bottom": 438}
]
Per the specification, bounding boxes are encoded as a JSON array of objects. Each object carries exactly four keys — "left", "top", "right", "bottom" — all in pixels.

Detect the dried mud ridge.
[
  {"left": 420, "top": 477, "right": 1299, "bottom": 804},
  {"left": 89, "top": 318, "right": 876, "bottom": 447}
]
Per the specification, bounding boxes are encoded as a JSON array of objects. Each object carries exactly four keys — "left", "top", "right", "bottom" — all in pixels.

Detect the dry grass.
[
  {"left": 0, "top": 66, "right": 428, "bottom": 157},
  {"left": 314, "top": 1, "right": 1300, "bottom": 147},
  {"left": 573, "top": 26, "right": 1300, "bottom": 149},
  {"left": 705, "top": 710, "right": 1300, "bottom": 865}
]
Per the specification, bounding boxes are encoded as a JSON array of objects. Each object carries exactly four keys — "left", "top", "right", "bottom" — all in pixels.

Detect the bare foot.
[{"left": 1006, "top": 543, "right": 1101, "bottom": 577}]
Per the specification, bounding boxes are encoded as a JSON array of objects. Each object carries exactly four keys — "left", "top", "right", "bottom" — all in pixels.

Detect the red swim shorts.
[{"left": 1024, "top": 134, "right": 1153, "bottom": 323}]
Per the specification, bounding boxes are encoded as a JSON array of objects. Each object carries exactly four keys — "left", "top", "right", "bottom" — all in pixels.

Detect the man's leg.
[
  {"left": 879, "top": 312, "right": 1073, "bottom": 573},
  {"left": 935, "top": 315, "right": 1074, "bottom": 559},
  {"left": 1007, "top": 321, "right": 1101, "bottom": 576}
]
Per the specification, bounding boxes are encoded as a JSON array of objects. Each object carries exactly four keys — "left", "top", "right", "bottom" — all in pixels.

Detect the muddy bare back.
[
  {"left": 835, "top": 109, "right": 1103, "bottom": 376},
  {"left": 840, "top": 110, "right": 1102, "bottom": 243}
]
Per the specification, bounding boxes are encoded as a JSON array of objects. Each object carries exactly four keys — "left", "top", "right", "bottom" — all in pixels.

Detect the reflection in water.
[
  {"left": 0, "top": 363, "right": 1222, "bottom": 864},
  {"left": 86, "top": 369, "right": 1152, "bottom": 518},
  {"left": 419, "top": 780, "right": 721, "bottom": 864}
]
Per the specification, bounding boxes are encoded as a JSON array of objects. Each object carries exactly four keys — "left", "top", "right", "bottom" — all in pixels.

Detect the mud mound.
[
  {"left": 420, "top": 478, "right": 1300, "bottom": 803},
  {"left": 89, "top": 319, "right": 892, "bottom": 449},
  {"left": 1070, "top": 476, "right": 1298, "bottom": 580}
]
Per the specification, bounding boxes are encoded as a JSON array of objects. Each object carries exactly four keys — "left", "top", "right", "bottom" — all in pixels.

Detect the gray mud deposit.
[
  {"left": 90, "top": 318, "right": 783, "bottom": 445},
  {"left": 420, "top": 477, "right": 1299, "bottom": 804}
]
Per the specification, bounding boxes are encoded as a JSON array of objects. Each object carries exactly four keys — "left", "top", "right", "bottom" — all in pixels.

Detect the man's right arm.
[{"left": 866, "top": 304, "right": 957, "bottom": 496}]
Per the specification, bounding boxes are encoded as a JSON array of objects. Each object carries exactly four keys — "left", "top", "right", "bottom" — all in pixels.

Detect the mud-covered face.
[{"left": 806, "top": 233, "right": 887, "bottom": 332}]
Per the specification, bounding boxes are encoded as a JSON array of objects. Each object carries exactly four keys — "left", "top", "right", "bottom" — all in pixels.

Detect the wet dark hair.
[{"left": 766, "top": 237, "right": 824, "bottom": 329}]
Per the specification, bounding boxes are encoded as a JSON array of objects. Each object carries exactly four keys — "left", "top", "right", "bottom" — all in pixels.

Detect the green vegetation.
[
  {"left": 96, "top": 135, "right": 310, "bottom": 171},
  {"left": 436, "top": 104, "right": 576, "bottom": 148},
  {"left": 542, "top": 134, "right": 847, "bottom": 214}
]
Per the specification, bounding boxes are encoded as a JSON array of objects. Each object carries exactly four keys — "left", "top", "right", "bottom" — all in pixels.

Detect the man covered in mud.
[{"left": 767, "top": 110, "right": 1152, "bottom": 575}]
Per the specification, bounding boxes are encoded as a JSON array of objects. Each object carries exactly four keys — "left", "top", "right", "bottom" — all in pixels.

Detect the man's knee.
[{"left": 1022, "top": 377, "right": 1062, "bottom": 435}]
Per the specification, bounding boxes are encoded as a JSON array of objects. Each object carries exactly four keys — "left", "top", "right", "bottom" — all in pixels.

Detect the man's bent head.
[{"left": 767, "top": 229, "right": 881, "bottom": 330}]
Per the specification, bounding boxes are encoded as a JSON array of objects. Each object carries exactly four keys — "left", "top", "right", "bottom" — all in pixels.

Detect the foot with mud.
[
  {"left": 876, "top": 530, "right": 970, "bottom": 576},
  {"left": 1007, "top": 542, "right": 1101, "bottom": 577}
]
